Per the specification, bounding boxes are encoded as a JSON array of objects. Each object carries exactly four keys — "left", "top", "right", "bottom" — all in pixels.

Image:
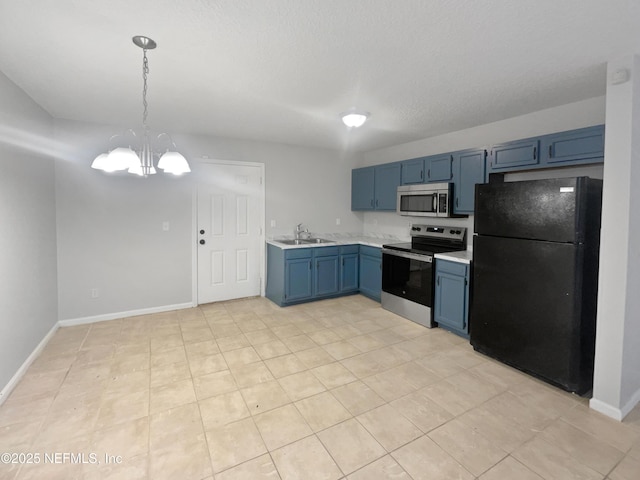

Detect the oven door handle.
[{"left": 382, "top": 249, "right": 433, "bottom": 263}]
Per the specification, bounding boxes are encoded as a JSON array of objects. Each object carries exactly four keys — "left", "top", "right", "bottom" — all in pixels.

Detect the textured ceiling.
[{"left": 0, "top": 0, "right": 638, "bottom": 152}]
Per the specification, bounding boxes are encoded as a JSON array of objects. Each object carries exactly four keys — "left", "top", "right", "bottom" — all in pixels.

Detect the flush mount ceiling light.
[
  {"left": 91, "top": 36, "right": 190, "bottom": 177},
  {"left": 341, "top": 111, "right": 369, "bottom": 128}
]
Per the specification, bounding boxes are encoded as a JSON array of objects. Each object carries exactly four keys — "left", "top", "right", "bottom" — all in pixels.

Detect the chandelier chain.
[{"left": 142, "top": 48, "right": 149, "bottom": 131}]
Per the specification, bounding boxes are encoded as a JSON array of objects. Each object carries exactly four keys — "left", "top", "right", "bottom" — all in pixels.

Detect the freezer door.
[
  {"left": 474, "top": 177, "right": 599, "bottom": 243},
  {"left": 470, "top": 235, "right": 595, "bottom": 394}
]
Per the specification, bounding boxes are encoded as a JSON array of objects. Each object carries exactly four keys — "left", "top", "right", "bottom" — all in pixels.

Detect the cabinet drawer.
[
  {"left": 437, "top": 259, "right": 468, "bottom": 276},
  {"left": 340, "top": 245, "right": 359, "bottom": 255},
  {"left": 285, "top": 248, "right": 313, "bottom": 260},
  {"left": 360, "top": 245, "right": 382, "bottom": 259},
  {"left": 313, "top": 246, "right": 340, "bottom": 257}
]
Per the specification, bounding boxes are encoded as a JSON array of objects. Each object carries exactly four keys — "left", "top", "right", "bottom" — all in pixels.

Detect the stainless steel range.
[{"left": 381, "top": 224, "right": 467, "bottom": 328}]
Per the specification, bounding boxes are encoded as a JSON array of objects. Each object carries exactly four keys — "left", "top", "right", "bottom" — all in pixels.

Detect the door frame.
[{"left": 191, "top": 158, "right": 266, "bottom": 306}]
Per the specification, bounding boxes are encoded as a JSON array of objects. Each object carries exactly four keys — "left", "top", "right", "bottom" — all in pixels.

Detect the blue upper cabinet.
[
  {"left": 488, "top": 137, "right": 540, "bottom": 172},
  {"left": 352, "top": 163, "right": 401, "bottom": 211},
  {"left": 542, "top": 125, "right": 604, "bottom": 166},
  {"left": 452, "top": 148, "right": 486, "bottom": 214},
  {"left": 401, "top": 157, "right": 425, "bottom": 184},
  {"left": 425, "top": 154, "right": 453, "bottom": 182},
  {"left": 374, "top": 162, "right": 402, "bottom": 210},
  {"left": 351, "top": 166, "right": 375, "bottom": 210}
]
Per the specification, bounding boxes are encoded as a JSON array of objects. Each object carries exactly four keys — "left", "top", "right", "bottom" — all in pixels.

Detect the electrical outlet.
[
  {"left": 91, "top": 288, "right": 99, "bottom": 298},
  {"left": 270, "top": 220, "right": 276, "bottom": 228},
  {"left": 336, "top": 218, "right": 341, "bottom": 225},
  {"left": 162, "top": 221, "right": 170, "bottom": 231}
]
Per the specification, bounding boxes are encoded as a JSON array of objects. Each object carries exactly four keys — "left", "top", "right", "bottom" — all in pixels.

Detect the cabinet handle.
[
  {"left": 342, "top": 258, "right": 344, "bottom": 266},
  {"left": 427, "top": 169, "right": 430, "bottom": 179},
  {"left": 456, "top": 197, "right": 459, "bottom": 207},
  {"left": 420, "top": 170, "right": 423, "bottom": 180},
  {"left": 370, "top": 199, "right": 374, "bottom": 207},
  {"left": 548, "top": 145, "right": 553, "bottom": 158},
  {"left": 375, "top": 199, "right": 378, "bottom": 207},
  {"left": 437, "top": 276, "right": 440, "bottom": 286},
  {"left": 533, "top": 147, "right": 537, "bottom": 160}
]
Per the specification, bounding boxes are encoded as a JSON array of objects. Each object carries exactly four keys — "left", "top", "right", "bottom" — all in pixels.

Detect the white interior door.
[{"left": 197, "top": 162, "right": 263, "bottom": 304}]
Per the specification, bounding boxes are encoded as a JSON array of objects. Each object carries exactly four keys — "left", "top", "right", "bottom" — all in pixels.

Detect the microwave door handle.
[{"left": 433, "top": 195, "right": 437, "bottom": 213}]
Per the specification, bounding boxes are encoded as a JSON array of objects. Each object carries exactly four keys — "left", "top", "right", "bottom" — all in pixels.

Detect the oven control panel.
[{"left": 410, "top": 224, "right": 466, "bottom": 242}]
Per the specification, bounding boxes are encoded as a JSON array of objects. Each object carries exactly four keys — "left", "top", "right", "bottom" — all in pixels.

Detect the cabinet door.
[
  {"left": 374, "top": 163, "right": 402, "bottom": 210},
  {"left": 314, "top": 255, "right": 339, "bottom": 297},
  {"left": 425, "top": 154, "right": 453, "bottom": 182},
  {"left": 351, "top": 167, "right": 375, "bottom": 210},
  {"left": 434, "top": 267, "right": 468, "bottom": 332},
  {"left": 542, "top": 125, "right": 604, "bottom": 165},
  {"left": 340, "top": 253, "right": 359, "bottom": 292},
  {"left": 401, "top": 158, "right": 425, "bottom": 185},
  {"left": 359, "top": 254, "right": 381, "bottom": 301},
  {"left": 489, "top": 138, "right": 540, "bottom": 170},
  {"left": 285, "top": 258, "right": 313, "bottom": 302},
  {"left": 453, "top": 149, "right": 486, "bottom": 214}
]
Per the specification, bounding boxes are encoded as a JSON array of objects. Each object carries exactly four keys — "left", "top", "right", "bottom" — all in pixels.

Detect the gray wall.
[
  {"left": 55, "top": 120, "right": 194, "bottom": 320},
  {"left": 54, "top": 121, "right": 363, "bottom": 321},
  {"left": 0, "top": 72, "right": 58, "bottom": 394}
]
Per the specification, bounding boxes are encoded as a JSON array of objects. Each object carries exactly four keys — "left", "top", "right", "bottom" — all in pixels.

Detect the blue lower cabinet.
[
  {"left": 359, "top": 245, "right": 382, "bottom": 302},
  {"left": 434, "top": 259, "right": 470, "bottom": 338},
  {"left": 266, "top": 244, "right": 366, "bottom": 306},
  {"left": 286, "top": 257, "right": 313, "bottom": 301},
  {"left": 340, "top": 253, "right": 359, "bottom": 293},
  {"left": 314, "top": 250, "right": 340, "bottom": 297}
]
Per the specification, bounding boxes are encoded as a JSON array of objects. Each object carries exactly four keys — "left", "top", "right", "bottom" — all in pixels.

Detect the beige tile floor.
[{"left": 1, "top": 294, "right": 639, "bottom": 480}]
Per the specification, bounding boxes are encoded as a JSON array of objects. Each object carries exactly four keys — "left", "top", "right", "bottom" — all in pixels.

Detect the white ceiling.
[{"left": 0, "top": 0, "right": 638, "bottom": 152}]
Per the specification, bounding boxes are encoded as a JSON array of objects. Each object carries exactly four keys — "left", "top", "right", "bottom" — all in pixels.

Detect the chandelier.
[{"left": 91, "top": 36, "right": 190, "bottom": 176}]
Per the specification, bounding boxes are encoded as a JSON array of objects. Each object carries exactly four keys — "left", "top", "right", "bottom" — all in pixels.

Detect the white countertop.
[
  {"left": 434, "top": 250, "right": 473, "bottom": 264},
  {"left": 267, "top": 233, "right": 401, "bottom": 250}
]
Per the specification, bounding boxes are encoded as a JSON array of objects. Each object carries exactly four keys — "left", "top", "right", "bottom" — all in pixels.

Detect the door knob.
[
  {"left": 199, "top": 229, "right": 205, "bottom": 234},
  {"left": 199, "top": 239, "right": 205, "bottom": 245}
]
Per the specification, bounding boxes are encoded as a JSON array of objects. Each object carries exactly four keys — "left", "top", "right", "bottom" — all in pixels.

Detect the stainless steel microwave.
[{"left": 397, "top": 183, "right": 456, "bottom": 217}]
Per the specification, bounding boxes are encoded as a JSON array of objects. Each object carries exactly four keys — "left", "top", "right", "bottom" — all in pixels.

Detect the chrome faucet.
[{"left": 295, "top": 223, "right": 304, "bottom": 240}]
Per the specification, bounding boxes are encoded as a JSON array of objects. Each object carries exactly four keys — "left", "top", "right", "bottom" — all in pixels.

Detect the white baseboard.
[
  {"left": 0, "top": 322, "right": 59, "bottom": 407},
  {"left": 58, "top": 302, "right": 195, "bottom": 327},
  {"left": 589, "top": 387, "right": 640, "bottom": 421},
  {"left": 621, "top": 387, "right": 640, "bottom": 419},
  {"left": 589, "top": 398, "right": 623, "bottom": 420}
]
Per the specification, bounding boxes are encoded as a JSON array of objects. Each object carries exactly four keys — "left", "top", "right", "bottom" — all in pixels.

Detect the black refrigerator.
[{"left": 470, "top": 177, "right": 602, "bottom": 395}]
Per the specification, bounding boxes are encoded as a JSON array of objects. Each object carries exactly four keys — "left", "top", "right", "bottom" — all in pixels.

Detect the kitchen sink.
[
  {"left": 277, "top": 239, "right": 308, "bottom": 245},
  {"left": 302, "top": 238, "right": 334, "bottom": 244},
  {"left": 276, "top": 238, "right": 335, "bottom": 245}
]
